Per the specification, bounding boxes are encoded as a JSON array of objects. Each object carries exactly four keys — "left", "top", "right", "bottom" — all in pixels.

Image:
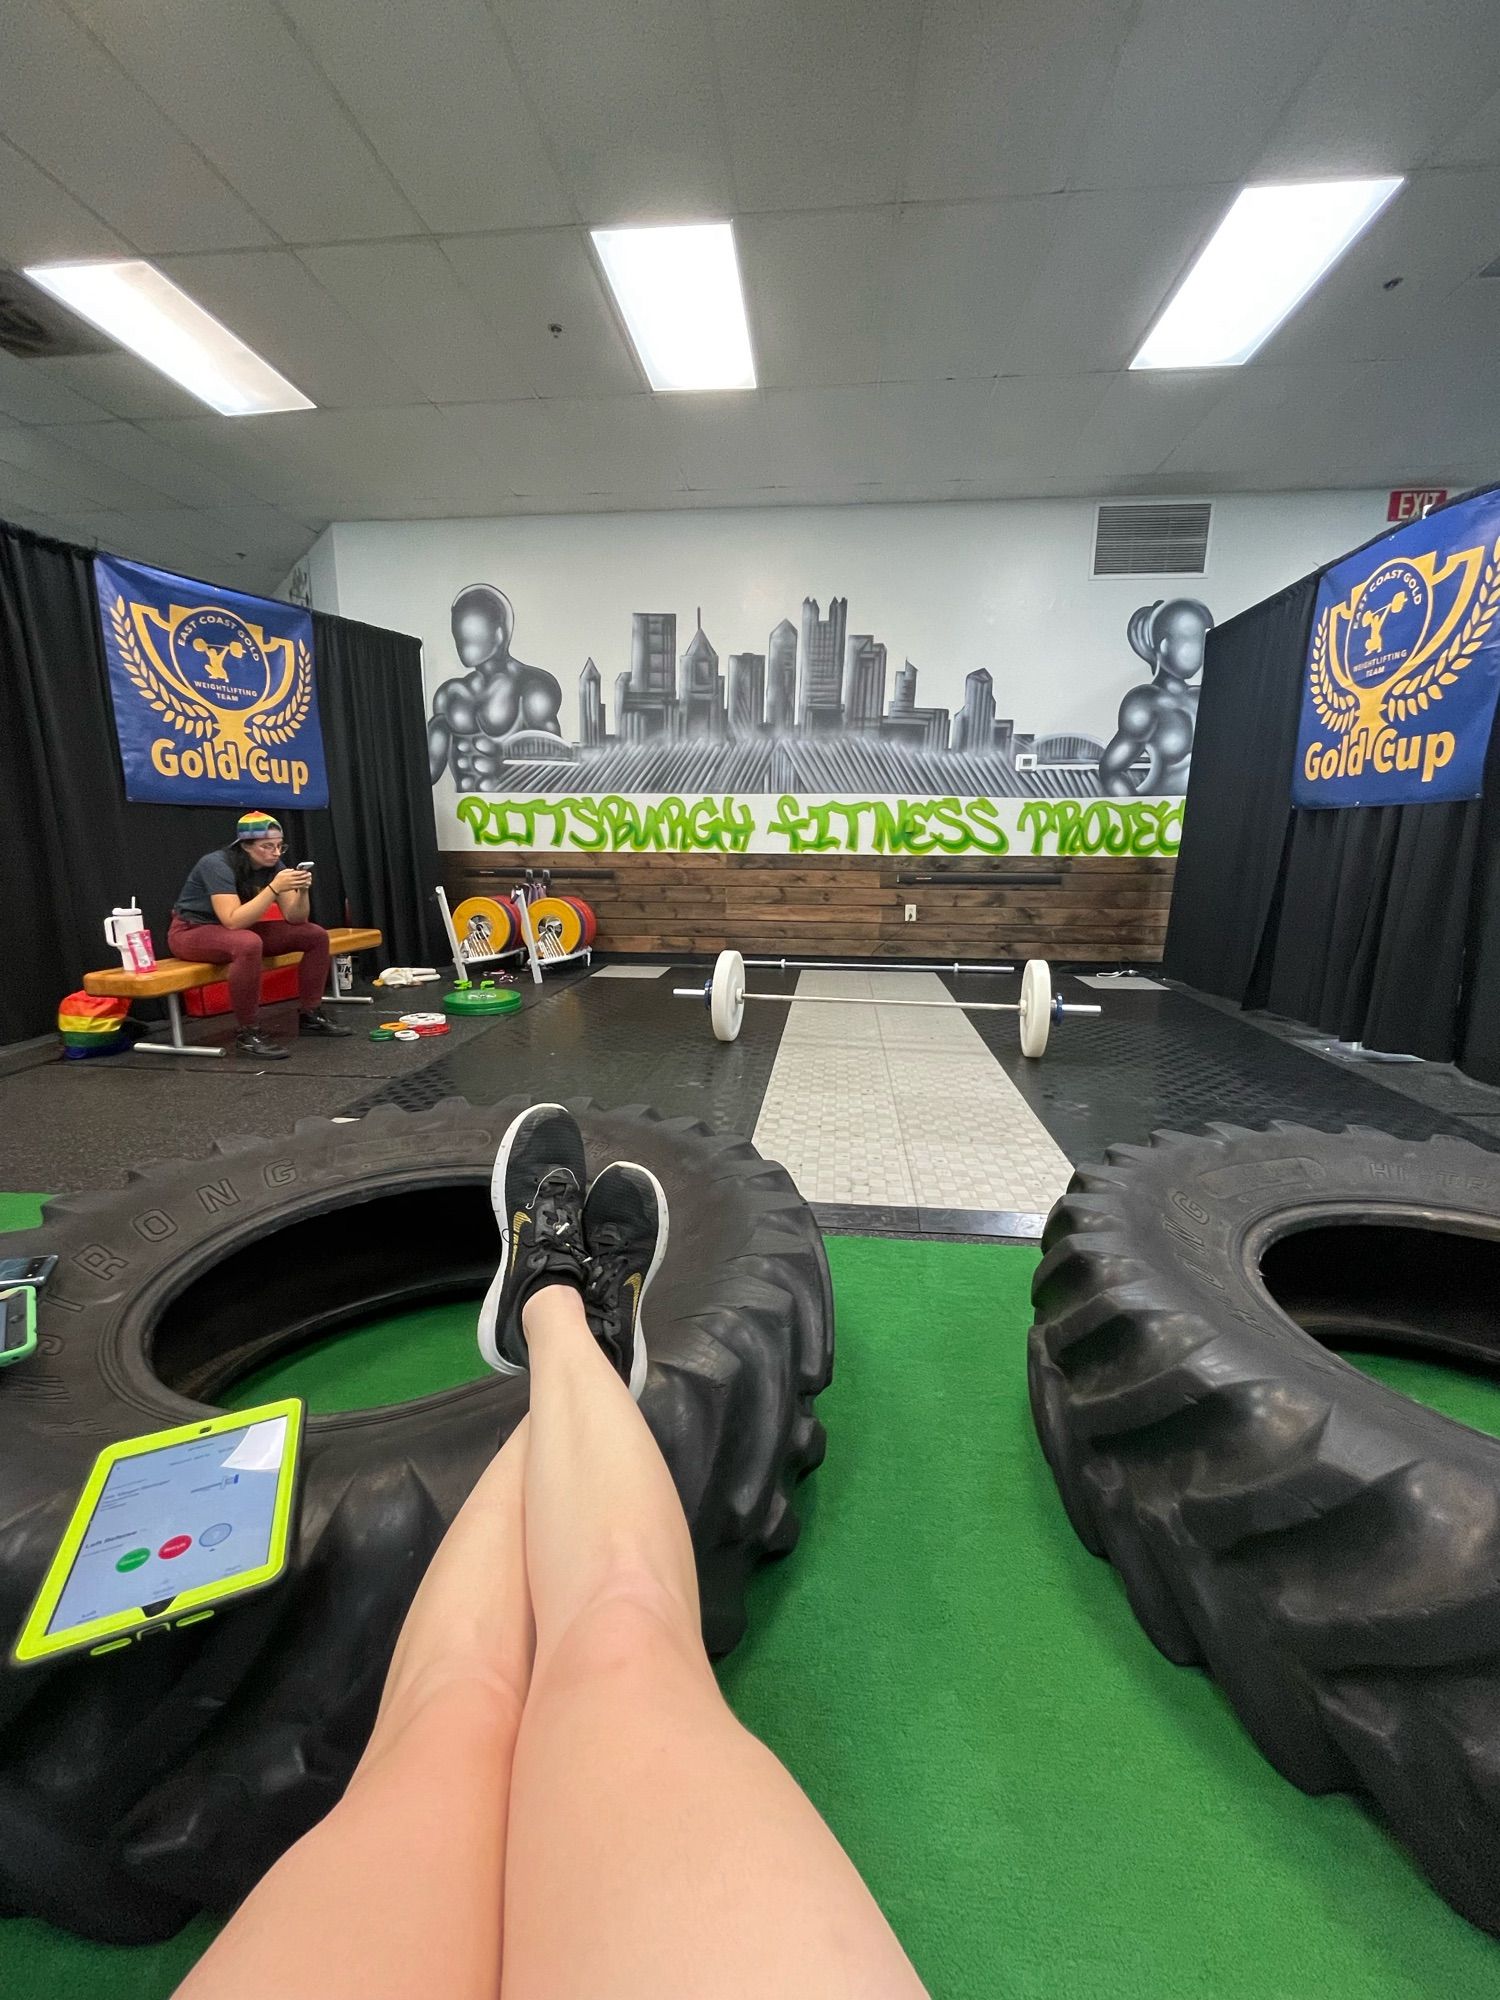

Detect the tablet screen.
[{"left": 47, "top": 1416, "right": 289, "bottom": 1636}]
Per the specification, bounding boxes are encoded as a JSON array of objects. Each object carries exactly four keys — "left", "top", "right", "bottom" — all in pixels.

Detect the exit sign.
[{"left": 1388, "top": 487, "right": 1448, "bottom": 522}]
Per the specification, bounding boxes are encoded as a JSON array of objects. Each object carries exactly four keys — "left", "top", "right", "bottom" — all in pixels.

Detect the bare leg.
[
  {"left": 177, "top": 1421, "right": 534, "bottom": 2000},
  {"left": 501, "top": 1286, "right": 926, "bottom": 2000}
]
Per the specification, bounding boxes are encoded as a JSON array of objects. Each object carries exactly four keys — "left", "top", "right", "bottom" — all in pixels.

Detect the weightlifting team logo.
[
  {"left": 95, "top": 553, "right": 328, "bottom": 807},
  {"left": 1294, "top": 490, "right": 1500, "bottom": 809}
]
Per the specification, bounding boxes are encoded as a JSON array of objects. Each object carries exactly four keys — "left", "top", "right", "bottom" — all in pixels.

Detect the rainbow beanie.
[{"left": 235, "top": 811, "right": 283, "bottom": 844}]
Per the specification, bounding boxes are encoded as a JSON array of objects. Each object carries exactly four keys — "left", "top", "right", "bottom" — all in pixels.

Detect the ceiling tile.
[
  {"left": 868, "top": 378, "right": 1009, "bottom": 484},
  {"left": 0, "top": 3, "right": 271, "bottom": 252},
  {"left": 1157, "top": 363, "right": 1385, "bottom": 484},
  {"left": 1433, "top": 84, "right": 1500, "bottom": 167},
  {"left": 878, "top": 199, "right": 1056, "bottom": 380},
  {"left": 904, "top": 0, "right": 1136, "bottom": 201},
  {"left": 159, "top": 249, "right": 426, "bottom": 408},
  {"left": 0, "top": 349, "right": 113, "bottom": 426},
  {"left": 709, "top": 0, "right": 920, "bottom": 210},
  {"left": 1258, "top": 0, "right": 1500, "bottom": 176},
  {"left": 659, "top": 386, "right": 884, "bottom": 493},
  {"left": 1006, "top": 185, "right": 1229, "bottom": 374},
  {"left": 1262, "top": 168, "right": 1500, "bottom": 365},
  {"left": 1070, "top": 0, "right": 1347, "bottom": 192},
  {"left": 280, "top": 0, "right": 571, "bottom": 233},
  {"left": 36, "top": 420, "right": 244, "bottom": 508},
  {"left": 297, "top": 241, "right": 526, "bottom": 402},
  {"left": 0, "top": 137, "right": 128, "bottom": 266},
  {"left": 27, "top": 352, "right": 211, "bottom": 422},
  {"left": 71, "top": 0, "right": 422, "bottom": 243},
  {"left": 1058, "top": 372, "right": 1229, "bottom": 487},
  {"left": 0, "top": 423, "right": 193, "bottom": 511},
  {"left": 144, "top": 406, "right": 465, "bottom": 516},
  {"left": 63, "top": 504, "right": 317, "bottom": 591},
  {"left": 737, "top": 209, "right": 894, "bottom": 388},
  {"left": 494, "top": 0, "right": 732, "bottom": 220},
  {"left": 492, "top": 396, "right": 686, "bottom": 500},
  {"left": 439, "top": 232, "right": 642, "bottom": 398}
]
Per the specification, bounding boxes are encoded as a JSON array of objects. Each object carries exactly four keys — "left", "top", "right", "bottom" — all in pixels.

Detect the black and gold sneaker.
[
  {"left": 476, "top": 1103, "right": 588, "bottom": 1377},
  {"left": 581, "top": 1162, "right": 668, "bottom": 1401}
]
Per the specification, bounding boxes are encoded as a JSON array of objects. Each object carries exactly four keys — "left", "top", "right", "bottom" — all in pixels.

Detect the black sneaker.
[
  {"left": 299, "top": 1009, "right": 352, "bottom": 1038},
  {"left": 582, "top": 1162, "right": 668, "bottom": 1401},
  {"left": 235, "top": 1029, "right": 289, "bottom": 1060},
  {"left": 476, "top": 1104, "right": 588, "bottom": 1377}
]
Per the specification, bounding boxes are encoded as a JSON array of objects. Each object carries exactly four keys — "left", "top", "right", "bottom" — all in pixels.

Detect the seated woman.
[{"left": 167, "top": 811, "right": 352, "bottom": 1060}]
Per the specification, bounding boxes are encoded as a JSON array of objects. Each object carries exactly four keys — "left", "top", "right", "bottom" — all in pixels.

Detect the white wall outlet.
[{"left": 904, "top": 903, "right": 917, "bottom": 922}]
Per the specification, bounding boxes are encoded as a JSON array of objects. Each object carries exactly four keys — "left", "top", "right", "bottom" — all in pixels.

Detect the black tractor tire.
[
  {"left": 0, "top": 1098, "right": 832, "bottom": 1942},
  {"left": 1029, "top": 1122, "right": 1500, "bottom": 1936}
]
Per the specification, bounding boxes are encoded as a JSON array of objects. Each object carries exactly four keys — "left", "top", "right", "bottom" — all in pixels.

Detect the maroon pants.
[{"left": 167, "top": 917, "right": 330, "bottom": 1029}]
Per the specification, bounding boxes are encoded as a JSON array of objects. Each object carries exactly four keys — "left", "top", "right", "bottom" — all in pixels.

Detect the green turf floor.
[{"left": 3, "top": 1203, "right": 1500, "bottom": 1996}]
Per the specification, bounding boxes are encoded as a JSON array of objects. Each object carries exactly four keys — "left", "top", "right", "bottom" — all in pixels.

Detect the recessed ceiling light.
[
  {"left": 591, "top": 222, "right": 756, "bottom": 393},
  {"left": 1130, "top": 178, "right": 1404, "bottom": 370},
  {"left": 22, "top": 260, "right": 314, "bottom": 415}
]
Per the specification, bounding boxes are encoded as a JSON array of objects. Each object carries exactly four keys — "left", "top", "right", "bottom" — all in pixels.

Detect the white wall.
[{"left": 327, "top": 492, "right": 1386, "bottom": 850}]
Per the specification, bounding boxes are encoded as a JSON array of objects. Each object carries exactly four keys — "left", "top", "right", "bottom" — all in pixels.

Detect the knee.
[
  {"left": 540, "top": 1576, "right": 709, "bottom": 1697},
  {"left": 228, "top": 931, "right": 262, "bottom": 960}
]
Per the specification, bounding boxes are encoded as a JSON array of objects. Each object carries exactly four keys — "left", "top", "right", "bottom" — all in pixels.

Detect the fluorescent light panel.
[
  {"left": 592, "top": 222, "right": 756, "bottom": 392},
  {"left": 23, "top": 260, "right": 313, "bottom": 414},
  {"left": 1131, "top": 177, "right": 1404, "bottom": 370}
]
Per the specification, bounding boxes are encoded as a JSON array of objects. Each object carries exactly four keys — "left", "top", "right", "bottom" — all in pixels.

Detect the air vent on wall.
[
  {"left": 1092, "top": 501, "right": 1212, "bottom": 577},
  {"left": 0, "top": 267, "right": 114, "bottom": 359}
]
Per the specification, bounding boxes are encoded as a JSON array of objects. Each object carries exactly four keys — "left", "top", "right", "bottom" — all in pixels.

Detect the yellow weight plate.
[{"left": 526, "top": 896, "right": 584, "bottom": 957}]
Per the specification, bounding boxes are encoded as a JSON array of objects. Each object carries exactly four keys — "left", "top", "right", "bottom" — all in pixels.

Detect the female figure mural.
[{"left": 1098, "top": 597, "right": 1214, "bottom": 796}]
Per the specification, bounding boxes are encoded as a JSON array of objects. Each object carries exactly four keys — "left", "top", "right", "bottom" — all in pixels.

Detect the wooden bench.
[{"left": 83, "top": 926, "right": 383, "bottom": 1058}]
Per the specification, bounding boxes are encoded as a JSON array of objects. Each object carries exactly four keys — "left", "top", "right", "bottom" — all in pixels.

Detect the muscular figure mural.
[
  {"left": 1098, "top": 597, "right": 1214, "bottom": 796},
  {"left": 427, "top": 584, "right": 564, "bottom": 787}
]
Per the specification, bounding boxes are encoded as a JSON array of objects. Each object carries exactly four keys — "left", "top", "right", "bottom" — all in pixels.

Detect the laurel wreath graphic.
[
  {"left": 247, "top": 641, "right": 314, "bottom": 746},
  {"left": 110, "top": 595, "right": 215, "bottom": 741},
  {"left": 1386, "top": 537, "right": 1500, "bottom": 723},
  {"left": 1308, "top": 612, "right": 1358, "bottom": 735}
]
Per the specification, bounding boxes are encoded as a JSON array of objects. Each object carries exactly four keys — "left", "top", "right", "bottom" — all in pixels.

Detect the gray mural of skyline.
[{"left": 455, "top": 594, "right": 1111, "bottom": 799}]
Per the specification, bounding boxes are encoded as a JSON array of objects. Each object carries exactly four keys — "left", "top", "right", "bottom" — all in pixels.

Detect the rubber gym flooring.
[
  {"left": 5, "top": 960, "right": 1500, "bottom": 1231},
  {"left": 2, "top": 1198, "right": 1499, "bottom": 1998}
]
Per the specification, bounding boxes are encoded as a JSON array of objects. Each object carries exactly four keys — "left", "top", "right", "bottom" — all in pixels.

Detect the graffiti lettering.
[
  {"left": 1016, "top": 799, "right": 1183, "bottom": 857},
  {"left": 458, "top": 793, "right": 1183, "bottom": 857}
]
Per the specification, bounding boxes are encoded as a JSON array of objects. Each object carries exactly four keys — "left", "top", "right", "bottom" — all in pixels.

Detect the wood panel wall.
[{"left": 442, "top": 852, "right": 1175, "bottom": 962}]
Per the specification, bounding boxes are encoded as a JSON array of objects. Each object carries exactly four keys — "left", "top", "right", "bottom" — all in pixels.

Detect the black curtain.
[
  {"left": 310, "top": 609, "right": 441, "bottom": 966},
  {"left": 1162, "top": 573, "right": 1318, "bottom": 1001},
  {"left": 0, "top": 520, "right": 437, "bottom": 1049},
  {"left": 1164, "top": 486, "right": 1500, "bottom": 1080}
]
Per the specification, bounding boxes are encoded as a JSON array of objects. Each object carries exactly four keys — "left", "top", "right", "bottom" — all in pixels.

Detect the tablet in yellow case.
[{"left": 12, "top": 1399, "right": 305, "bottom": 1666}]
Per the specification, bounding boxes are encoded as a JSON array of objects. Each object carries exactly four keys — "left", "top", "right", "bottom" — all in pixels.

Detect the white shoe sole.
[
  {"left": 591, "top": 1161, "right": 668, "bottom": 1402},
  {"left": 476, "top": 1102, "right": 570, "bottom": 1376}
]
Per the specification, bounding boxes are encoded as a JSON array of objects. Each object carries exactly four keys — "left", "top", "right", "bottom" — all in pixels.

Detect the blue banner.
[
  {"left": 95, "top": 555, "right": 328, "bottom": 808},
  {"left": 1294, "top": 489, "right": 1500, "bottom": 809}
]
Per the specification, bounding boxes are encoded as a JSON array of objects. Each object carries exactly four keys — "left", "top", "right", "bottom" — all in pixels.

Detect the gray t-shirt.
[{"left": 175, "top": 849, "right": 274, "bottom": 926}]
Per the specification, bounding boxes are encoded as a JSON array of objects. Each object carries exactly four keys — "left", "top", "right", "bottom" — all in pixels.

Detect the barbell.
[{"left": 674, "top": 951, "right": 1102, "bottom": 1059}]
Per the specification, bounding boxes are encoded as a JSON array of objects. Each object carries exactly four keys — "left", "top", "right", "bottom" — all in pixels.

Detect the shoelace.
[{"left": 585, "top": 1226, "right": 634, "bottom": 1343}]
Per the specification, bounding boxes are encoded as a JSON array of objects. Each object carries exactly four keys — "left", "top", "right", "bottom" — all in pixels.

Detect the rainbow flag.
[{"left": 58, "top": 991, "right": 128, "bottom": 1057}]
